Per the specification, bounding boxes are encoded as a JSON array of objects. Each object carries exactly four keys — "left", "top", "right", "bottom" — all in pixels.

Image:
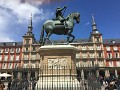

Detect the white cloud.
[{"left": 0, "top": 0, "right": 53, "bottom": 42}]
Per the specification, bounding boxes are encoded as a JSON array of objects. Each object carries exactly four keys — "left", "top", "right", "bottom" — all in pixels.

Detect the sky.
[{"left": 0, "top": 0, "right": 120, "bottom": 42}]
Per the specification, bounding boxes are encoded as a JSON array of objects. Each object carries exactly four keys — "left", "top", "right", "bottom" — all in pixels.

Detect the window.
[
  {"left": 2, "top": 63, "right": 6, "bottom": 69},
  {"left": 26, "top": 48, "right": 28, "bottom": 52},
  {"left": 0, "top": 49, "right": 3, "bottom": 53},
  {"left": 10, "top": 48, "right": 14, "bottom": 53},
  {"left": 115, "top": 53, "right": 119, "bottom": 58},
  {"left": 97, "top": 46, "right": 101, "bottom": 50},
  {"left": 95, "top": 37, "right": 100, "bottom": 42},
  {"left": 32, "top": 63, "right": 36, "bottom": 68},
  {"left": 31, "top": 54, "right": 36, "bottom": 60},
  {"left": 82, "top": 53, "right": 87, "bottom": 58},
  {"left": 90, "top": 53, "right": 94, "bottom": 58},
  {"left": 5, "top": 48, "right": 9, "bottom": 53},
  {"left": 10, "top": 55, "right": 14, "bottom": 61},
  {"left": 23, "top": 63, "right": 27, "bottom": 68},
  {"left": 99, "top": 61, "right": 104, "bottom": 67},
  {"left": 106, "top": 46, "right": 110, "bottom": 51},
  {"left": 16, "top": 55, "right": 19, "bottom": 61},
  {"left": 89, "top": 46, "right": 93, "bottom": 50},
  {"left": 109, "top": 61, "right": 113, "bottom": 67},
  {"left": 13, "top": 43, "right": 16, "bottom": 46},
  {"left": 4, "top": 55, "right": 8, "bottom": 61},
  {"left": 76, "top": 53, "right": 80, "bottom": 58},
  {"left": 33, "top": 47, "right": 35, "bottom": 51},
  {"left": 8, "top": 63, "right": 12, "bottom": 69},
  {"left": 116, "top": 61, "right": 120, "bottom": 67},
  {"left": 82, "top": 46, "right": 86, "bottom": 50},
  {"left": 26, "top": 39, "right": 29, "bottom": 45},
  {"left": 14, "top": 63, "right": 18, "bottom": 68},
  {"left": 107, "top": 53, "right": 112, "bottom": 58},
  {"left": 0, "top": 55, "right": 2, "bottom": 61},
  {"left": 113, "top": 46, "right": 118, "bottom": 51},
  {"left": 97, "top": 53, "right": 102, "bottom": 58},
  {"left": 16, "top": 48, "right": 20, "bottom": 53},
  {"left": 24, "top": 54, "right": 29, "bottom": 60}
]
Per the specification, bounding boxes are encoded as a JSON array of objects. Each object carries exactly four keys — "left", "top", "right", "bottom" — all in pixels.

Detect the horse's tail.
[{"left": 39, "top": 25, "right": 44, "bottom": 45}]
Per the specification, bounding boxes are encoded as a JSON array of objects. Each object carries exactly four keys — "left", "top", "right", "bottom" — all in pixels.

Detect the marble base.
[{"left": 35, "top": 77, "right": 80, "bottom": 90}]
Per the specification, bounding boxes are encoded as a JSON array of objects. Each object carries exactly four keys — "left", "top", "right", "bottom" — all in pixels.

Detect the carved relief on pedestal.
[{"left": 48, "top": 58, "right": 67, "bottom": 69}]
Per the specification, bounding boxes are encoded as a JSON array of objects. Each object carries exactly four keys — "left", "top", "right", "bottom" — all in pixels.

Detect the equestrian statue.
[{"left": 39, "top": 5, "right": 80, "bottom": 45}]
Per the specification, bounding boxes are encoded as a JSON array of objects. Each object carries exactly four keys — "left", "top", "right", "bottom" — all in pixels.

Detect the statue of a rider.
[{"left": 55, "top": 5, "right": 68, "bottom": 28}]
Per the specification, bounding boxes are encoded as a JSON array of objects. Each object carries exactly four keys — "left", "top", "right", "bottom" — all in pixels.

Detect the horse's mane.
[{"left": 66, "top": 12, "right": 75, "bottom": 19}]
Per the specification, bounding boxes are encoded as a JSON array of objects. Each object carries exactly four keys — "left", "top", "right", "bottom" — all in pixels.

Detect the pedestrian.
[
  {"left": 32, "top": 79, "right": 36, "bottom": 90},
  {"left": 0, "top": 79, "right": 5, "bottom": 90},
  {"left": 7, "top": 79, "right": 12, "bottom": 90}
]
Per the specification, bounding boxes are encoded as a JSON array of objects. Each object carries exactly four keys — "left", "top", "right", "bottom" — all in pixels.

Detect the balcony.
[{"left": 23, "top": 58, "right": 29, "bottom": 60}]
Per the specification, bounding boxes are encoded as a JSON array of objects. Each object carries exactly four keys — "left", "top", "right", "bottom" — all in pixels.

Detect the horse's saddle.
[{"left": 54, "top": 20, "right": 64, "bottom": 25}]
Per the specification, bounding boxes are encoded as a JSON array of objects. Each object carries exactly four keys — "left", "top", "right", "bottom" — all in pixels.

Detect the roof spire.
[
  {"left": 92, "top": 14, "right": 97, "bottom": 32},
  {"left": 28, "top": 13, "right": 33, "bottom": 33}
]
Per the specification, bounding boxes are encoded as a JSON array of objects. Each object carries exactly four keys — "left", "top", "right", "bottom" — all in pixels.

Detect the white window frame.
[
  {"left": 8, "top": 63, "right": 13, "bottom": 69},
  {"left": 107, "top": 53, "right": 112, "bottom": 58},
  {"left": 113, "top": 46, "right": 118, "bottom": 51},
  {"left": 23, "top": 64, "right": 27, "bottom": 68},
  {"left": 5, "top": 48, "right": 9, "bottom": 53},
  {"left": 0, "top": 49, "right": 3, "bottom": 53},
  {"left": 24, "top": 54, "right": 29, "bottom": 60},
  {"left": 16, "top": 48, "right": 20, "bottom": 53},
  {"left": 89, "top": 46, "right": 93, "bottom": 50},
  {"left": 4, "top": 55, "right": 8, "bottom": 61},
  {"left": 83, "top": 53, "right": 87, "bottom": 58},
  {"left": 82, "top": 46, "right": 86, "bottom": 50},
  {"left": 16, "top": 55, "right": 19, "bottom": 61},
  {"left": 0, "top": 55, "right": 2, "bottom": 61},
  {"left": 106, "top": 46, "right": 110, "bottom": 51},
  {"left": 109, "top": 61, "right": 113, "bottom": 67},
  {"left": 14, "top": 63, "right": 18, "bottom": 68},
  {"left": 32, "top": 63, "right": 36, "bottom": 68},
  {"left": 10, "top": 55, "right": 14, "bottom": 61},
  {"left": 2, "top": 63, "right": 6, "bottom": 69},
  {"left": 97, "top": 46, "right": 101, "bottom": 50},
  {"left": 115, "top": 53, "right": 119, "bottom": 58},
  {"left": 76, "top": 53, "right": 80, "bottom": 58},
  {"left": 116, "top": 61, "right": 120, "bottom": 67},
  {"left": 31, "top": 54, "right": 36, "bottom": 60},
  {"left": 10, "top": 48, "right": 14, "bottom": 53}
]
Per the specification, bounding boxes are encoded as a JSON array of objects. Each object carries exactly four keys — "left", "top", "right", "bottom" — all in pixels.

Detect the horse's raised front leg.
[
  {"left": 69, "top": 33, "right": 75, "bottom": 43},
  {"left": 67, "top": 29, "right": 73, "bottom": 44},
  {"left": 44, "top": 32, "right": 52, "bottom": 44}
]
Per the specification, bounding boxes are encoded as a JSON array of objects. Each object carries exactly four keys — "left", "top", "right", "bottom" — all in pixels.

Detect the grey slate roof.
[
  {"left": 0, "top": 42, "right": 22, "bottom": 46},
  {"left": 0, "top": 39, "right": 119, "bottom": 46},
  {"left": 103, "top": 39, "right": 120, "bottom": 44}
]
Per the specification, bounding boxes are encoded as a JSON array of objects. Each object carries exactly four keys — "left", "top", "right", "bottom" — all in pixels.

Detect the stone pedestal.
[{"left": 36, "top": 45, "right": 80, "bottom": 89}]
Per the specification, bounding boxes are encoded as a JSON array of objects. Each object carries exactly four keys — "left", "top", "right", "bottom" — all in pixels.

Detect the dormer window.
[
  {"left": 13, "top": 42, "right": 16, "bottom": 46},
  {"left": 111, "top": 40, "right": 115, "bottom": 44},
  {"left": 26, "top": 39, "right": 29, "bottom": 45}
]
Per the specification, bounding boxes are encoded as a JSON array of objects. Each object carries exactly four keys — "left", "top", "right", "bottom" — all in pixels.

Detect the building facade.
[{"left": 0, "top": 15, "right": 120, "bottom": 80}]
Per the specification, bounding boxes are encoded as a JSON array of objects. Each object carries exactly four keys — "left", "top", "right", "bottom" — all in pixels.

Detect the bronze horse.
[{"left": 39, "top": 12, "right": 80, "bottom": 45}]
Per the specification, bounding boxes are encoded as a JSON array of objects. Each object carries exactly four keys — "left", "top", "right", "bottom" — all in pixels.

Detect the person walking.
[{"left": 0, "top": 79, "right": 5, "bottom": 90}]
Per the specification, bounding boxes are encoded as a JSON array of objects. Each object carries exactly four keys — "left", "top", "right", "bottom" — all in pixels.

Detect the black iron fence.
[
  {"left": 8, "top": 65, "right": 102, "bottom": 90},
  {"left": 34, "top": 65, "right": 101, "bottom": 90}
]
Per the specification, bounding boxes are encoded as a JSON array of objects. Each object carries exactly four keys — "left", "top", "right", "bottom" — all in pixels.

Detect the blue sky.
[{"left": 0, "top": 0, "right": 120, "bottom": 42}]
